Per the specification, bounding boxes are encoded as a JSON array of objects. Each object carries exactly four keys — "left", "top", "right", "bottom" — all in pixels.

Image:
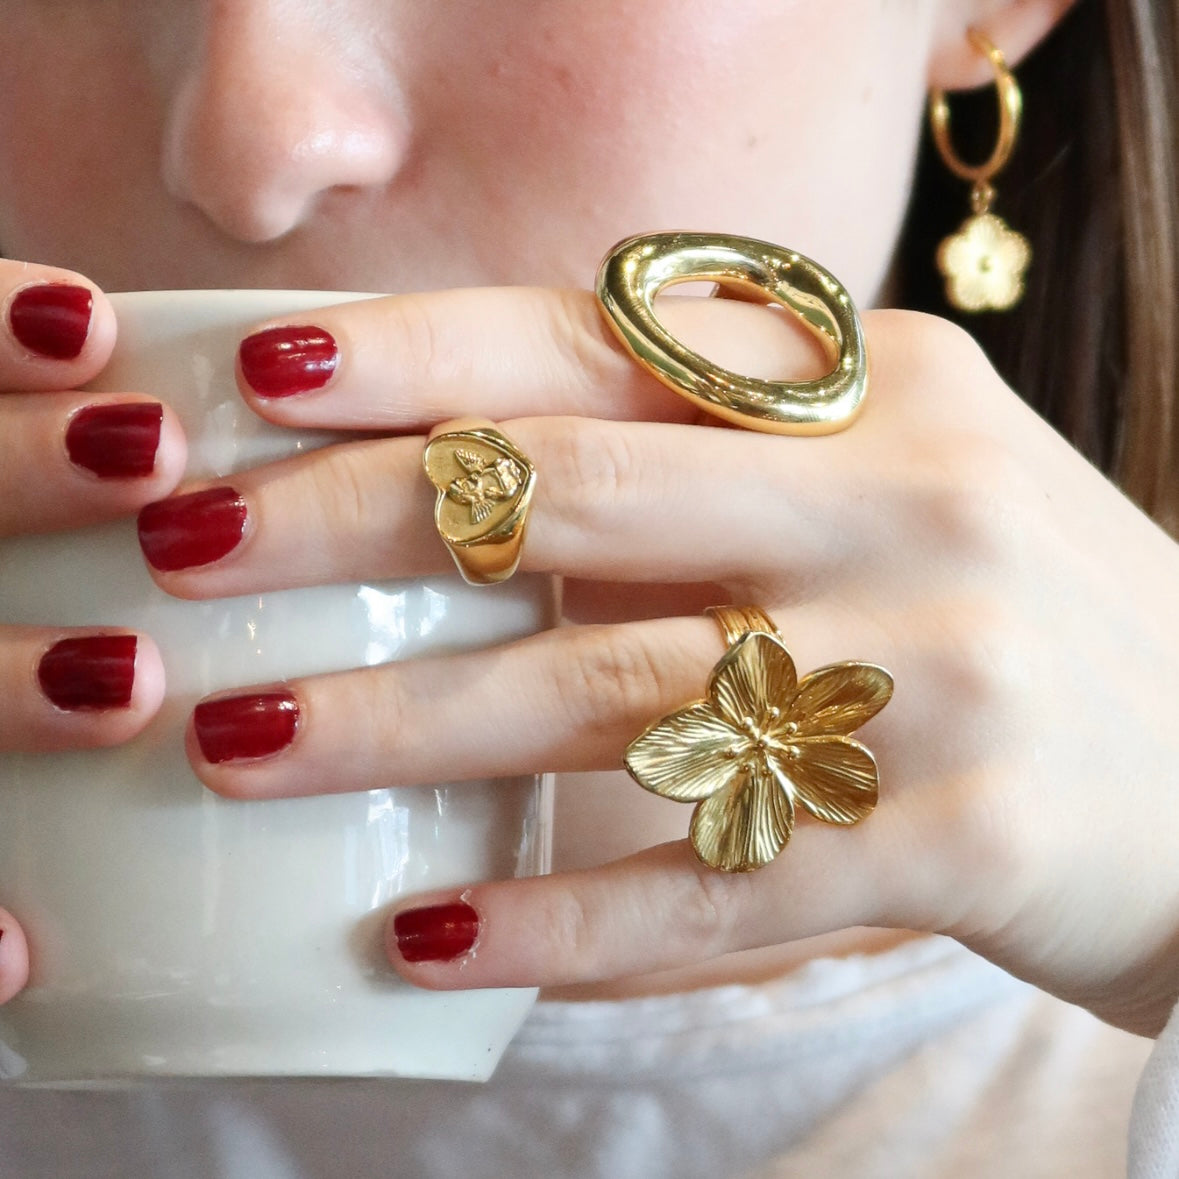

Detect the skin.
[{"left": 4, "top": 0, "right": 1178, "bottom": 1042}]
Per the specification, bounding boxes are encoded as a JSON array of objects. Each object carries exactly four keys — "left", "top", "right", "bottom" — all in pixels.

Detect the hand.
[
  {"left": 153, "top": 287, "right": 1179, "bottom": 1037},
  {"left": 0, "top": 261, "right": 186, "bottom": 1004}
]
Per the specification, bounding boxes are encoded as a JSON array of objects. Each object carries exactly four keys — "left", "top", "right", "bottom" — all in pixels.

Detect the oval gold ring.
[{"left": 595, "top": 231, "right": 868, "bottom": 435}]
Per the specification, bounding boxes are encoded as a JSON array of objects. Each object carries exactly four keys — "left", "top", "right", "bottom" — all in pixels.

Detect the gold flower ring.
[
  {"left": 623, "top": 606, "right": 894, "bottom": 873},
  {"left": 596, "top": 232, "right": 868, "bottom": 434},
  {"left": 422, "top": 418, "right": 537, "bottom": 585}
]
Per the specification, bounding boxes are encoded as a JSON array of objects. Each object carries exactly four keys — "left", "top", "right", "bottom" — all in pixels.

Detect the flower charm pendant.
[
  {"left": 623, "top": 631, "right": 893, "bottom": 873},
  {"left": 937, "top": 212, "right": 1032, "bottom": 313}
]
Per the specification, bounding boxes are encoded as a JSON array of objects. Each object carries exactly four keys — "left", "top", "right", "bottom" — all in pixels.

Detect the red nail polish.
[
  {"left": 137, "top": 487, "right": 247, "bottom": 571},
  {"left": 9, "top": 283, "right": 93, "bottom": 360},
  {"left": 239, "top": 325, "right": 339, "bottom": 397},
  {"left": 393, "top": 902, "right": 480, "bottom": 963},
  {"left": 66, "top": 403, "right": 163, "bottom": 479},
  {"left": 38, "top": 635, "right": 137, "bottom": 710},
  {"left": 194, "top": 690, "right": 300, "bottom": 763}
]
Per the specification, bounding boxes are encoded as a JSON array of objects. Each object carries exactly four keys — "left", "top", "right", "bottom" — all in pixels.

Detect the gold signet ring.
[
  {"left": 596, "top": 232, "right": 868, "bottom": 434},
  {"left": 423, "top": 419, "right": 536, "bottom": 585},
  {"left": 623, "top": 606, "right": 893, "bottom": 873}
]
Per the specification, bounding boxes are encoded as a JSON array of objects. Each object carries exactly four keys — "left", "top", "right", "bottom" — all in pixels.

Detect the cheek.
[
  {"left": 443, "top": 2, "right": 935, "bottom": 301},
  {"left": 0, "top": 15, "right": 159, "bottom": 263}
]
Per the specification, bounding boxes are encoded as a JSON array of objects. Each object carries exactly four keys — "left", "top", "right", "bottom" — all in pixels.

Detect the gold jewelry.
[
  {"left": 930, "top": 29, "right": 1031, "bottom": 312},
  {"left": 623, "top": 606, "right": 893, "bottom": 873},
  {"left": 596, "top": 232, "right": 867, "bottom": 435},
  {"left": 422, "top": 420, "right": 536, "bottom": 585}
]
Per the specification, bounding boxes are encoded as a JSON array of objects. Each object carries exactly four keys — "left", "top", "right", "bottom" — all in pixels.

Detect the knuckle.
[
  {"left": 551, "top": 625, "right": 675, "bottom": 738},
  {"left": 886, "top": 311, "right": 992, "bottom": 387},
  {"left": 538, "top": 885, "right": 597, "bottom": 964},
  {"left": 670, "top": 867, "right": 751, "bottom": 959},
  {"left": 533, "top": 864, "right": 746, "bottom": 976},
  {"left": 303, "top": 446, "right": 387, "bottom": 572},
  {"left": 920, "top": 594, "right": 1032, "bottom": 718},
  {"left": 319, "top": 448, "right": 370, "bottom": 529},
  {"left": 351, "top": 668, "right": 411, "bottom": 776},
  {"left": 901, "top": 429, "right": 1033, "bottom": 562},
  {"left": 384, "top": 298, "right": 463, "bottom": 395},
  {"left": 545, "top": 290, "right": 627, "bottom": 403},
  {"left": 542, "top": 419, "right": 641, "bottom": 528}
]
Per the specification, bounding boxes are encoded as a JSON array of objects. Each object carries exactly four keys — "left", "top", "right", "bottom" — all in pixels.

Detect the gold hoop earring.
[{"left": 929, "top": 29, "right": 1031, "bottom": 313}]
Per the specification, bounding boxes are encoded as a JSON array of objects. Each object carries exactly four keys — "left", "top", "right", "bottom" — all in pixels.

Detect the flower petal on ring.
[
  {"left": 690, "top": 762, "right": 795, "bottom": 872},
  {"left": 780, "top": 736, "right": 879, "bottom": 825},
  {"left": 710, "top": 632, "right": 798, "bottom": 730},
  {"left": 624, "top": 702, "right": 743, "bottom": 802},
  {"left": 788, "top": 663, "right": 894, "bottom": 737}
]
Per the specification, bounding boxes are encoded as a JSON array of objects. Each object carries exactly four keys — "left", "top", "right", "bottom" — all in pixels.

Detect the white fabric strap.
[{"left": 1129, "top": 995, "right": 1179, "bottom": 1177}]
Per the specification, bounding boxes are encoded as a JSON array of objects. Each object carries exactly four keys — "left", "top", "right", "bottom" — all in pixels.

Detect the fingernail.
[
  {"left": 38, "top": 635, "right": 137, "bottom": 710},
  {"left": 66, "top": 403, "right": 163, "bottom": 479},
  {"left": 393, "top": 902, "right": 480, "bottom": 963},
  {"left": 194, "top": 690, "right": 299, "bottom": 763},
  {"left": 239, "top": 325, "right": 339, "bottom": 397},
  {"left": 137, "top": 486, "right": 247, "bottom": 571},
  {"left": 9, "top": 283, "right": 93, "bottom": 360}
]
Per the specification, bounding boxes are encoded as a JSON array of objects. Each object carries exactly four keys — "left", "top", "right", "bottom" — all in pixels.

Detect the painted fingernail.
[
  {"left": 137, "top": 486, "right": 247, "bottom": 571},
  {"left": 38, "top": 635, "right": 137, "bottom": 710},
  {"left": 66, "top": 403, "right": 163, "bottom": 479},
  {"left": 239, "top": 325, "right": 339, "bottom": 397},
  {"left": 393, "top": 902, "right": 480, "bottom": 963},
  {"left": 9, "top": 283, "right": 93, "bottom": 360},
  {"left": 194, "top": 690, "right": 299, "bottom": 763}
]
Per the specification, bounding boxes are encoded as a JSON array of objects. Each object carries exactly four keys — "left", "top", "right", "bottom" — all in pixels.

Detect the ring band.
[
  {"left": 596, "top": 232, "right": 868, "bottom": 435},
  {"left": 422, "top": 420, "right": 536, "bottom": 585},
  {"left": 708, "top": 604, "right": 781, "bottom": 645},
  {"left": 623, "top": 606, "right": 893, "bottom": 873}
]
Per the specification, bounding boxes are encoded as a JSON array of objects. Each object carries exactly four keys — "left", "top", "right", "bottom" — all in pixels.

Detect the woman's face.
[{"left": 0, "top": 1, "right": 943, "bottom": 301}]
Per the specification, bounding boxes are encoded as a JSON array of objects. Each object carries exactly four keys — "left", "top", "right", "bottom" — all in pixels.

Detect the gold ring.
[
  {"left": 623, "top": 606, "right": 893, "bottom": 873},
  {"left": 595, "top": 232, "right": 868, "bottom": 435},
  {"left": 422, "top": 419, "right": 536, "bottom": 585}
]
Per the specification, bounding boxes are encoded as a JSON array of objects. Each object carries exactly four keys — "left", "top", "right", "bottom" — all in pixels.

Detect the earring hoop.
[
  {"left": 929, "top": 29, "right": 1022, "bottom": 197},
  {"left": 928, "top": 29, "right": 1031, "bottom": 313}
]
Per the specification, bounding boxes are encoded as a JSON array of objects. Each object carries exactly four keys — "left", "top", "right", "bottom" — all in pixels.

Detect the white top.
[{"left": 1, "top": 935, "right": 1173, "bottom": 1178}]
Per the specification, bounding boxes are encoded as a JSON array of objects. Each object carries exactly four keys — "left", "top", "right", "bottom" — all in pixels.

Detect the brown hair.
[{"left": 896, "top": 0, "right": 1179, "bottom": 533}]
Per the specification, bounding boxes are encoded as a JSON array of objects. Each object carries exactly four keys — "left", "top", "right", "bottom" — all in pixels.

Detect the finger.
[
  {"left": 381, "top": 823, "right": 913, "bottom": 991},
  {"left": 0, "top": 393, "right": 186, "bottom": 537},
  {"left": 138, "top": 312, "right": 1003, "bottom": 597},
  {"left": 233, "top": 287, "right": 833, "bottom": 429},
  {"left": 135, "top": 415, "right": 862, "bottom": 595},
  {"left": 0, "top": 263, "right": 116, "bottom": 390},
  {"left": 0, "top": 628, "right": 165, "bottom": 752},
  {"left": 0, "top": 910, "right": 30, "bottom": 1005},
  {"left": 184, "top": 609, "right": 904, "bottom": 803}
]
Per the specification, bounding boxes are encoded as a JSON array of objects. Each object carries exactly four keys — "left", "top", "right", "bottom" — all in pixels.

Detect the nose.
[{"left": 162, "top": 7, "right": 407, "bottom": 244}]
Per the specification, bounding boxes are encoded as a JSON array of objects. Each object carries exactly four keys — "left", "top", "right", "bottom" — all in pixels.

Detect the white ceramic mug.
[{"left": 0, "top": 291, "right": 555, "bottom": 1084}]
